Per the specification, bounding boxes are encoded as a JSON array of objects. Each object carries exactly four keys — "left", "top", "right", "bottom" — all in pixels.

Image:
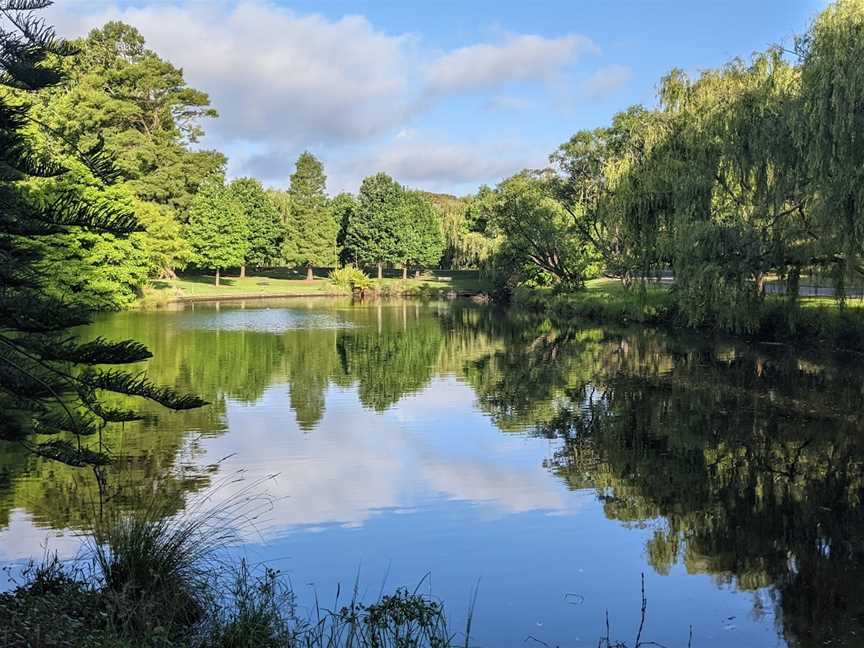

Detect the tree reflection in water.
[{"left": 1, "top": 298, "right": 863, "bottom": 646}]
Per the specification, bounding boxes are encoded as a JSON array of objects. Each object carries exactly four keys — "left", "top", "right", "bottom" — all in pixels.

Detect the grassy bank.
[
  {"left": 138, "top": 269, "right": 489, "bottom": 307},
  {"left": 515, "top": 278, "right": 864, "bottom": 352},
  {"left": 513, "top": 278, "right": 676, "bottom": 325}
]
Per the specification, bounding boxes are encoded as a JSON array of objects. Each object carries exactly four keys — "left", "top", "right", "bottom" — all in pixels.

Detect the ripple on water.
[{"left": 180, "top": 308, "right": 357, "bottom": 333}]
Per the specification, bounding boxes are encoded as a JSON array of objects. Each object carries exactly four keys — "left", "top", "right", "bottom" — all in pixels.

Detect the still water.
[{"left": 2, "top": 298, "right": 863, "bottom": 647}]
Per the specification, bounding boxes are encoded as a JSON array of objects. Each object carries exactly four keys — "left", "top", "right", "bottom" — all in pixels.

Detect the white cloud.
[
  {"left": 580, "top": 64, "right": 633, "bottom": 99},
  {"left": 425, "top": 34, "right": 597, "bottom": 95},
  {"left": 333, "top": 136, "right": 545, "bottom": 193},
  {"left": 0, "top": 510, "right": 81, "bottom": 564},
  {"left": 49, "top": 2, "right": 415, "bottom": 144},
  {"left": 194, "top": 377, "right": 577, "bottom": 537},
  {"left": 46, "top": 2, "right": 609, "bottom": 192}
]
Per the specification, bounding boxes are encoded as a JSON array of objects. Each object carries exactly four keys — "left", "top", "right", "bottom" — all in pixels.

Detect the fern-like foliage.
[{"left": 0, "top": 1, "right": 207, "bottom": 466}]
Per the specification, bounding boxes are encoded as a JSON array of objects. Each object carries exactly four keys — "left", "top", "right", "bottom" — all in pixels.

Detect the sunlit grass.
[
  {"left": 140, "top": 269, "right": 488, "bottom": 305},
  {"left": 518, "top": 276, "right": 864, "bottom": 351},
  {"left": 516, "top": 277, "right": 675, "bottom": 324}
]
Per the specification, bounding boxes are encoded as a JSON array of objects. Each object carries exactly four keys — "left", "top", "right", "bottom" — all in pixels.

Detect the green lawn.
[
  {"left": 139, "top": 268, "right": 488, "bottom": 306},
  {"left": 798, "top": 294, "right": 864, "bottom": 312}
]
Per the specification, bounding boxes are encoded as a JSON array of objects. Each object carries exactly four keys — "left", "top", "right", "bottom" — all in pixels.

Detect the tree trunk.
[
  {"left": 787, "top": 267, "right": 801, "bottom": 300},
  {"left": 377, "top": 263, "right": 383, "bottom": 280},
  {"left": 755, "top": 273, "right": 765, "bottom": 296},
  {"left": 306, "top": 265, "right": 314, "bottom": 282},
  {"left": 240, "top": 265, "right": 246, "bottom": 279},
  {"left": 402, "top": 265, "right": 407, "bottom": 281},
  {"left": 215, "top": 268, "right": 220, "bottom": 287},
  {"left": 415, "top": 269, "right": 421, "bottom": 279}
]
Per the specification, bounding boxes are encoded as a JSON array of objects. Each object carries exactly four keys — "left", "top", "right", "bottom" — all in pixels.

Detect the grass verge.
[{"left": 513, "top": 279, "right": 676, "bottom": 325}]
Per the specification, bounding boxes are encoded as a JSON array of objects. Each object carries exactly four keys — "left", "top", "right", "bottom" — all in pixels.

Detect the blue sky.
[{"left": 51, "top": 0, "right": 827, "bottom": 195}]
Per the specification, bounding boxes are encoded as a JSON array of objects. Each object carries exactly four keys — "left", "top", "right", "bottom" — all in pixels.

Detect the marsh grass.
[
  {"left": 208, "top": 560, "right": 296, "bottom": 648},
  {"left": 514, "top": 281, "right": 675, "bottom": 325}
]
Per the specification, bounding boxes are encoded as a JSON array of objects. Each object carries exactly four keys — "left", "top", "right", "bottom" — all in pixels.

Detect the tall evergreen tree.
[
  {"left": 284, "top": 152, "right": 337, "bottom": 280},
  {"left": 0, "top": 1, "right": 205, "bottom": 467},
  {"left": 228, "top": 177, "right": 284, "bottom": 276},
  {"left": 346, "top": 173, "right": 405, "bottom": 279},
  {"left": 185, "top": 179, "right": 247, "bottom": 286}
]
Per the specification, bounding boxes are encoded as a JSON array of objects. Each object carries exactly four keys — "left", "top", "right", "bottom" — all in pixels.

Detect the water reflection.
[{"left": 1, "top": 298, "right": 862, "bottom": 646}]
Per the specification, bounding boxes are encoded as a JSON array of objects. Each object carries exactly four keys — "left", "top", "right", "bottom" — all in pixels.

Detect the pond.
[{"left": 2, "top": 298, "right": 863, "bottom": 647}]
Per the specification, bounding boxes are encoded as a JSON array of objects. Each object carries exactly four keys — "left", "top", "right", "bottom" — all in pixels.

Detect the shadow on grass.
[{"left": 177, "top": 274, "right": 238, "bottom": 287}]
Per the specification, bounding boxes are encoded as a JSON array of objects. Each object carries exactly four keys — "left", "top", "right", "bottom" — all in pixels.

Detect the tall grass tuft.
[
  {"left": 292, "top": 582, "right": 467, "bottom": 648},
  {"left": 87, "top": 471, "right": 277, "bottom": 642}
]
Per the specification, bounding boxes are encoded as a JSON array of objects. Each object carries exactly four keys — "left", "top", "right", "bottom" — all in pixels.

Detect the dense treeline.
[
  {"left": 5, "top": 0, "right": 864, "bottom": 458},
  {"left": 0, "top": 2, "right": 207, "bottom": 466},
  {"left": 12, "top": 0, "right": 864, "bottom": 325},
  {"left": 19, "top": 21, "right": 453, "bottom": 307}
]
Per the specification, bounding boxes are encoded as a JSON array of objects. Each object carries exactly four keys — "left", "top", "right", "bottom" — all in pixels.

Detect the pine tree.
[
  {"left": 0, "top": 1, "right": 205, "bottom": 467},
  {"left": 229, "top": 177, "right": 284, "bottom": 276},
  {"left": 284, "top": 152, "right": 337, "bottom": 281},
  {"left": 185, "top": 178, "right": 248, "bottom": 286}
]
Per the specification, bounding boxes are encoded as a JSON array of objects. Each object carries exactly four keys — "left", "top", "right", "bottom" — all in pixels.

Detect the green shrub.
[
  {"left": 0, "top": 556, "right": 112, "bottom": 648},
  {"left": 329, "top": 266, "right": 373, "bottom": 293}
]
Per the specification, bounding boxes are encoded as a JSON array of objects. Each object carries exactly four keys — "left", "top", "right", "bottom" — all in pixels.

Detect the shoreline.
[
  {"left": 139, "top": 286, "right": 487, "bottom": 307},
  {"left": 136, "top": 271, "right": 489, "bottom": 308},
  {"left": 171, "top": 289, "right": 485, "bottom": 303},
  {"left": 514, "top": 279, "right": 864, "bottom": 354}
]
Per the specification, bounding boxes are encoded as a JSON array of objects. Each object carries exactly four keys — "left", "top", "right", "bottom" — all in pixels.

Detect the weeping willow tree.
[
  {"left": 628, "top": 50, "right": 804, "bottom": 331},
  {"left": 0, "top": 1, "right": 205, "bottom": 466},
  {"left": 797, "top": 0, "right": 864, "bottom": 291},
  {"left": 549, "top": 0, "right": 864, "bottom": 332}
]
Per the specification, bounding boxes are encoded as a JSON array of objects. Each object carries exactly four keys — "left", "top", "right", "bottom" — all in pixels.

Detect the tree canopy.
[
  {"left": 489, "top": 172, "right": 600, "bottom": 290},
  {"left": 345, "top": 173, "right": 406, "bottom": 278},
  {"left": 396, "top": 190, "right": 445, "bottom": 276},
  {"left": 26, "top": 19, "right": 225, "bottom": 302},
  {"left": 472, "top": 0, "right": 864, "bottom": 332},
  {"left": 43, "top": 21, "right": 225, "bottom": 213},
  {"left": 185, "top": 178, "right": 247, "bottom": 285},
  {"left": 229, "top": 177, "right": 284, "bottom": 271}
]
